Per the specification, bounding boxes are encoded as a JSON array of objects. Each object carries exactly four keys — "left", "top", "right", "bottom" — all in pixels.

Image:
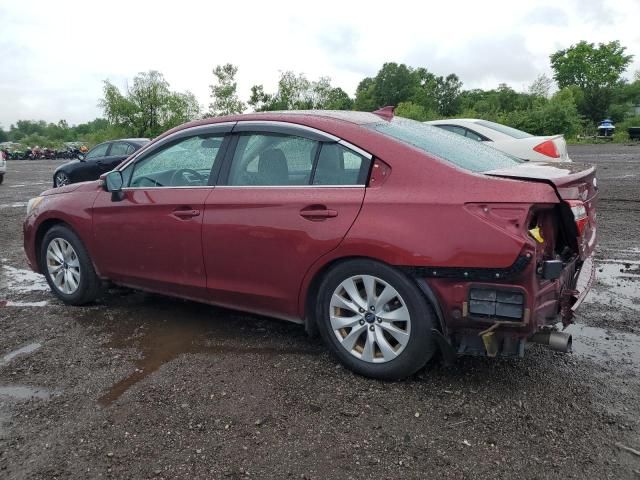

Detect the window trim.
[
  {"left": 232, "top": 120, "right": 339, "bottom": 142},
  {"left": 117, "top": 123, "right": 236, "bottom": 172}
]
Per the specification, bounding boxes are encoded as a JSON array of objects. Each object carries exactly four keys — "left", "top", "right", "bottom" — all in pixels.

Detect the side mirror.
[
  {"left": 77, "top": 153, "right": 85, "bottom": 161},
  {"left": 104, "top": 170, "right": 124, "bottom": 201}
]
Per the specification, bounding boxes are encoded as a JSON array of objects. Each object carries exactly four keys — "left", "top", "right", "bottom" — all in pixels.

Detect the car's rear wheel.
[
  {"left": 0, "top": 174, "right": 4, "bottom": 185},
  {"left": 316, "top": 259, "right": 437, "bottom": 380},
  {"left": 54, "top": 171, "right": 70, "bottom": 187},
  {"left": 41, "top": 225, "right": 102, "bottom": 305}
]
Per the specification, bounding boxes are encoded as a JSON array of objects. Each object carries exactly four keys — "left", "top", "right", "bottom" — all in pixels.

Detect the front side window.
[
  {"left": 128, "top": 134, "right": 223, "bottom": 188},
  {"left": 228, "top": 134, "right": 318, "bottom": 186},
  {"left": 85, "top": 143, "right": 110, "bottom": 160},
  {"left": 367, "top": 117, "right": 521, "bottom": 173},
  {"left": 109, "top": 142, "right": 130, "bottom": 156},
  {"left": 313, "top": 143, "right": 370, "bottom": 185}
]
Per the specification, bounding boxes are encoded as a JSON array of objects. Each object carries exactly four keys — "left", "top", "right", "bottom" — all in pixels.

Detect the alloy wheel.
[
  {"left": 46, "top": 238, "right": 81, "bottom": 294},
  {"left": 55, "top": 172, "right": 69, "bottom": 187},
  {"left": 330, "top": 275, "right": 411, "bottom": 363}
]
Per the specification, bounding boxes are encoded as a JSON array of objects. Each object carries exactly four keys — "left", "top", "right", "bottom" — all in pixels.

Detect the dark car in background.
[{"left": 53, "top": 138, "right": 149, "bottom": 187}]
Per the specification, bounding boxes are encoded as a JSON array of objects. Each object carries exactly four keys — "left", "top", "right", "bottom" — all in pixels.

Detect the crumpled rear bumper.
[{"left": 571, "top": 255, "right": 596, "bottom": 313}]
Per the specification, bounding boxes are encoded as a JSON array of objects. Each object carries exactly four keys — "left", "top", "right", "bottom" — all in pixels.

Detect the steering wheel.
[{"left": 170, "top": 168, "right": 207, "bottom": 186}]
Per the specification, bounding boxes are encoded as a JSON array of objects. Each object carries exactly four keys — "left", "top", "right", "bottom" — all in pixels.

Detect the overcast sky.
[{"left": 1, "top": 0, "right": 639, "bottom": 127}]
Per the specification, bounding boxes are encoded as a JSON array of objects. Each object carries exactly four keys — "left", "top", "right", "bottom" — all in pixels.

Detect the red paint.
[{"left": 23, "top": 112, "right": 597, "bottom": 342}]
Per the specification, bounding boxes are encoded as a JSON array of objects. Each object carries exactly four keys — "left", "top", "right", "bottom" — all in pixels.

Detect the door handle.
[
  {"left": 172, "top": 209, "right": 201, "bottom": 219},
  {"left": 299, "top": 207, "right": 338, "bottom": 219}
]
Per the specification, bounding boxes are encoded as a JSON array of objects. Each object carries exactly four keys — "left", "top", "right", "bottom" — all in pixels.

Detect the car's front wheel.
[
  {"left": 316, "top": 259, "right": 438, "bottom": 380},
  {"left": 54, "top": 171, "right": 70, "bottom": 187},
  {"left": 41, "top": 225, "right": 102, "bottom": 305}
]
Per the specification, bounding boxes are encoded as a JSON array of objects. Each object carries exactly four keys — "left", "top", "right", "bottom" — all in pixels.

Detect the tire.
[
  {"left": 54, "top": 171, "right": 70, "bottom": 187},
  {"left": 316, "top": 259, "right": 437, "bottom": 380},
  {"left": 40, "top": 225, "right": 103, "bottom": 305},
  {"left": 0, "top": 175, "right": 4, "bottom": 185}
]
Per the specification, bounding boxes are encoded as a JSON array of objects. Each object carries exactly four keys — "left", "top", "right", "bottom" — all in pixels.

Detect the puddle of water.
[
  {"left": 2, "top": 342, "right": 41, "bottom": 364},
  {"left": 567, "top": 323, "right": 640, "bottom": 367},
  {"left": 1, "top": 265, "right": 49, "bottom": 293},
  {"left": 584, "top": 258, "right": 640, "bottom": 311},
  {"left": 5, "top": 301, "right": 48, "bottom": 307},
  {"left": 92, "top": 295, "right": 320, "bottom": 406},
  {"left": 0, "top": 386, "right": 58, "bottom": 401},
  {"left": 0, "top": 202, "right": 27, "bottom": 209}
]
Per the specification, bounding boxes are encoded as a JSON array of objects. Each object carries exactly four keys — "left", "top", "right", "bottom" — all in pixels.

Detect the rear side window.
[
  {"left": 228, "top": 134, "right": 319, "bottom": 186},
  {"left": 109, "top": 142, "right": 130, "bottom": 156},
  {"left": 464, "top": 129, "right": 486, "bottom": 142},
  {"left": 436, "top": 125, "right": 466, "bottom": 137},
  {"left": 475, "top": 120, "right": 532, "bottom": 139},
  {"left": 368, "top": 117, "right": 521, "bottom": 173},
  {"left": 313, "top": 143, "right": 370, "bottom": 185}
]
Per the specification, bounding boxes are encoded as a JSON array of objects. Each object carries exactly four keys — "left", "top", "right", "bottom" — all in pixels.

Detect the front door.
[
  {"left": 92, "top": 127, "right": 229, "bottom": 299},
  {"left": 202, "top": 130, "right": 371, "bottom": 320}
]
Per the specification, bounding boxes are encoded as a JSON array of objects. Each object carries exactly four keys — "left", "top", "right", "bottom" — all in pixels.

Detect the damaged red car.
[{"left": 23, "top": 109, "right": 597, "bottom": 379}]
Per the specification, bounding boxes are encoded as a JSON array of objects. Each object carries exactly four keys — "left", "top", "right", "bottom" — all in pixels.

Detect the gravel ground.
[{"left": 0, "top": 145, "right": 639, "bottom": 479}]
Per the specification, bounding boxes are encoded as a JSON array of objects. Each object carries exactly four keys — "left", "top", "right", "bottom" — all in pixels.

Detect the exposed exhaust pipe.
[{"left": 530, "top": 331, "right": 572, "bottom": 353}]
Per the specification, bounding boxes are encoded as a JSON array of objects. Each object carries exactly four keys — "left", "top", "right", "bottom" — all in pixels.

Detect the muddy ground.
[{"left": 0, "top": 144, "right": 639, "bottom": 479}]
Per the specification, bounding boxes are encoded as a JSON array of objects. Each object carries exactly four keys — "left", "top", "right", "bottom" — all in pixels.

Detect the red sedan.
[{"left": 23, "top": 109, "right": 597, "bottom": 379}]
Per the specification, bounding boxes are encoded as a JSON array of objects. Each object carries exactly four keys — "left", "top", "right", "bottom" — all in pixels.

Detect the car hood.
[
  {"left": 41, "top": 180, "right": 100, "bottom": 197},
  {"left": 54, "top": 159, "right": 81, "bottom": 172}
]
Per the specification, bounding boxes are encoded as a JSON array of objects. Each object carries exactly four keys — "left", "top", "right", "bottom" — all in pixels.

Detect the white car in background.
[
  {"left": 0, "top": 149, "right": 6, "bottom": 184},
  {"left": 424, "top": 119, "right": 571, "bottom": 162}
]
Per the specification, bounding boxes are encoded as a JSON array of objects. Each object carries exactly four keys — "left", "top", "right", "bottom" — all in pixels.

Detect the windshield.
[
  {"left": 367, "top": 117, "right": 522, "bottom": 173},
  {"left": 475, "top": 120, "right": 533, "bottom": 139}
]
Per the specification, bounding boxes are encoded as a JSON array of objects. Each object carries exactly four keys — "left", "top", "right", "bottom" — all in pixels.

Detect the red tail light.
[
  {"left": 533, "top": 140, "right": 560, "bottom": 158},
  {"left": 567, "top": 200, "right": 588, "bottom": 235}
]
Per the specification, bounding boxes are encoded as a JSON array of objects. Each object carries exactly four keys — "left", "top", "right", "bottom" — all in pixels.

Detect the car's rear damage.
[{"left": 419, "top": 162, "right": 598, "bottom": 359}]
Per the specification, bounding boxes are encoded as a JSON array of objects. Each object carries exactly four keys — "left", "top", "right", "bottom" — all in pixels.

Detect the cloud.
[
  {"left": 0, "top": 0, "right": 638, "bottom": 127},
  {"left": 406, "top": 34, "right": 539, "bottom": 89},
  {"left": 523, "top": 6, "right": 569, "bottom": 26}
]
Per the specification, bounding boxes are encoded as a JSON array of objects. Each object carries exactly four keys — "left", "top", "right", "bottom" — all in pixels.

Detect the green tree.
[
  {"left": 249, "top": 72, "right": 353, "bottom": 111},
  {"left": 434, "top": 74, "right": 462, "bottom": 116},
  {"left": 100, "top": 70, "right": 201, "bottom": 137},
  {"left": 528, "top": 74, "right": 553, "bottom": 98},
  {"left": 208, "top": 63, "right": 245, "bottom": 116},
  {"left": 550, "top": 40, "right": 633, "bottom": 123},
  {"left": 354, "top": 77, "right": 377, "bottom": 111},
  {"left": 248, "top": 85, "right": 272, "bottom": 111}
]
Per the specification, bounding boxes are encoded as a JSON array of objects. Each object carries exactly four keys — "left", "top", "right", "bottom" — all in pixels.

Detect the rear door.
[
  {"left": 201, "top": 123, "right": 370, "bottom": 320},
  {"left": 92, "top": 124, "right": 232, "bottom": 299}
]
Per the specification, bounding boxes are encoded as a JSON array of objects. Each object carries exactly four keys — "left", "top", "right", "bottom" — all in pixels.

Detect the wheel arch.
[
  {"left": 301, "top": 255, "right": 446, "bottom": 337},
  {"left": 34, "top": 219, "right": 72, "bottom": 272}
]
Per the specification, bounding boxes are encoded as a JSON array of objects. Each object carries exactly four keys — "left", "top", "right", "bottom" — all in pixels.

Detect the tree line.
[{"left": 2, "top": 40, "right": 639, "bottom": 148}]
